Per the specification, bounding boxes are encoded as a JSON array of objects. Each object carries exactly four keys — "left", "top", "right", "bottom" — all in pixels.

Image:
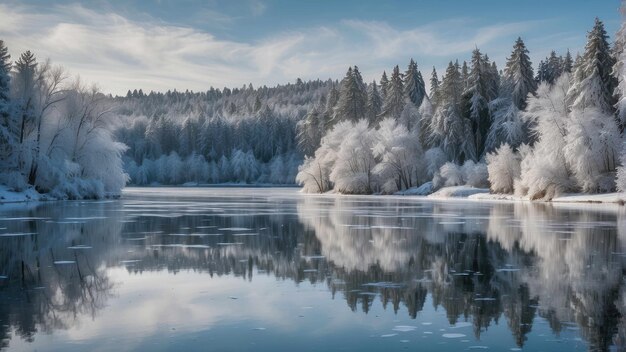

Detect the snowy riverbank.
[
  {"left": 420, "top": 185, "right": 626, "bottom": 205},
  {"left": 0, "top": 185, "right": 43, "bottom": 204}
]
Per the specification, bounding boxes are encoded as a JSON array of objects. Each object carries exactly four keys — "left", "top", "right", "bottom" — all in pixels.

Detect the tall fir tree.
[
  {"left": 568, "top": 18, "right": 617, "bottom": 113},
  {"left": 562, "top": 50, "right": 574, "bottom": 74},
  {"left": 503, "top": 37, "right": 536, "bottom": 110},
  {"left": 403, "top": 59, "right": 426, "bottom": 108},
  {"left": 379, "top": 71, "right": 389, "bottom": 100},
  {"left": 333, "top": 66, "right": 367, "bottom": 123},
  {"left": 366, "top": 80, "right": 383, "bottom": 126},
  {"left": 381, "top": 65, "right": 405, "bottom": 120}
]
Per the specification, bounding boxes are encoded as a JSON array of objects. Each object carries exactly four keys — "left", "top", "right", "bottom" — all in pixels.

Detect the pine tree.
[
  {"left": 504, "top": 37, "right": 536, "bottom": 110},
  {"left": 562, "top": 50, "right": 574, "bottom": 74},
  {"left": 14, "top": 50, "right": 38, "bottom": 145},
  {"left": 381, "top": 65, "right": 404, "bottom": 120},
  {"left": 462, "top": 48, "right": 495, "bottom": 159},
  {"left": 545, "top": 51, "right": 562, "bottom": 84},
  {"left": 380, "top": 71, "right": 389, "bottom": 100},
  {"left": 366, "top": 80, "right": 383, "bottom": 126},
  {"left": 333, "top": 66, "right": 367, "bottom": 123},
  {"left": 431, "top": 61, "right": 473, "bottom": 162},
  {"left": 0, "top": 40, "right": 14, "bottom": 171},
  {"left": 429, "top": 67, "right": 440, "bottom": 102},
  {"left": 461, "top": 61, "right": 469, "bottom": 91},
  {"left": 568, "top": 18, "right": 617, "bottom": 113},
  {"left": 403, "top": 59, "right": 426, "bottom": 108}
]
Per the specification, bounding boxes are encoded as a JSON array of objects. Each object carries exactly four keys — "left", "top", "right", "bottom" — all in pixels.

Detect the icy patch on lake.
[{"left": 442, "top": 333, "right": 466, "bottom": 338}]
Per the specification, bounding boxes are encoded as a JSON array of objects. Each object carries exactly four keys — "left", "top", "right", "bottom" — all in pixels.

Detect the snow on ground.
[
  {"left": 0, "top": 185, "right": 42, "bottom": 204},
  {"left": 468, "top": 188, "right": 626, "bottom": 204},
  {"left": 428, "top": 186, "right": 490, "bottom": 199}
]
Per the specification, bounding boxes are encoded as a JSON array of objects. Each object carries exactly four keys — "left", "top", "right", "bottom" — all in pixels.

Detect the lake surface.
[{"left": 0, "top": 187, "right": 625, "bottom": 351}]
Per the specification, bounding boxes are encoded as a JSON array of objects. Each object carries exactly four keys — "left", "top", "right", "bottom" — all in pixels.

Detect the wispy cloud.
[{"left": 0, "top": 3, "right": 566, "bottom": 95}]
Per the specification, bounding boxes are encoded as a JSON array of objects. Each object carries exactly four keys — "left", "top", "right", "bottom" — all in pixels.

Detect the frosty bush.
[{"left": 486, "top": 143, "right": 521, "bottom": 193}]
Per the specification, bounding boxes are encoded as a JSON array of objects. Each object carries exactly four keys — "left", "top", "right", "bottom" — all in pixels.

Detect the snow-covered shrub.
[
  {"left": 461, "top": 160, "right": 489, "bottom": 188},
  {"left": 486, "top": 143, "right": 521, "bottom": 194},
  {"left": 0, "top": 171, "right": 27, "bottom": 192},
  {"left": 438, "top": 162, "right": 463, "bottom": 187},
  {"left": 425, "top": 147, "right": 446, "bottom": 179}
]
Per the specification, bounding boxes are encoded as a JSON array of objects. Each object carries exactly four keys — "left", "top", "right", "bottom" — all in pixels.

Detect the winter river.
[{"left": 0, "top": 187, "right": 625, "bottom": 351}]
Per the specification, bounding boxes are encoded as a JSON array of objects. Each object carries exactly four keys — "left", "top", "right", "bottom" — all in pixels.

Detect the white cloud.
[{"left": 0, "top": 3, "right": 563, "bottom": 95}]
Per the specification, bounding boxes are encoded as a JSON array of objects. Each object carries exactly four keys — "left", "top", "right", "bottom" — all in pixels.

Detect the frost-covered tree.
[
  {"left": 486, "top": 79, "right": 525, "bottom": 151},
  {"left": 366, "top": 80, "right": 383, "bottom": 126},
  {"left": 429, "top": 67, "right": 440, "bottom": 105},
  {"left": 296, "top": 121, "right": 354, "bottom": 193},
  {"left": 462, "top": 48, "right": 496, "bottom": 159},
  {"left": 330, "top": 120, "right": 377, "bottom": 194},
  {"left": 381, "top": 65, "right": 404, "bottom": 120},
  {"left": 379, "top": 71, "right": 389, "bottom": 100},
  {"left": 297, "top": 106, "right": 325, "bottom": 156},
  {"left": 562, "top": 50, "right": 574, "bottom": 74},
  {"left": 568, "top": 18, "right": 617, "bottom": 114},
  {"left": 486, "top": 143, "right": 521, "bottom": 193},
  {"left": 617, "top": 142, "right": 626, "bottom": 192},
  {"left": 517, "top": 76, "right": 573, "bottom": 199},
  {"left": 333, "top": 66, "right": 367, "bottom": 124},
  {"left": 504, "top": 38, "right": 536, "bottom": 110},
  {"left": 372, "top": 118, "right": 424, "bottom": 192},
  {"left": 614, "top": 4, "right": 626, "bottom": 130},
  {"left": 404, "top": 59, "right": 426, "bottom": 108},
  {"left": 430, "top": 61, "right": 474, "bottom": 162},
  {"left": 0, "top": 40, "right": 15, "bottom": 174}
]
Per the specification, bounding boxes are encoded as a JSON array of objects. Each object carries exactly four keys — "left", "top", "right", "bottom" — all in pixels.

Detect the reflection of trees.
[
  {"left": 2, "top": 194, "right": 626, "bottom": 351},
  {"left": 0, "top": 201, "right": 121, "bottom": 349},
  {"left": 298, "top": 196, "right": 626, "bottom": 350}
]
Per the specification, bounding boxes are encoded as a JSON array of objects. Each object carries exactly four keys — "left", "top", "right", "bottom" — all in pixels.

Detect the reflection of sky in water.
[{"left": 0, "top": 187, "right": 624, "bottom": 351}]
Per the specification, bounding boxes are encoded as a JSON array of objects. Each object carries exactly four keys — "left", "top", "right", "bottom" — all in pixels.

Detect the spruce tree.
[
  {"left": 504, "top": 37, "right": 536, "bottom": 110},
  {"left": 366, "top": 80, "right": 383, "bottom": 126},
  {"left": 381, "top": 65, "right": 404, "bottom": 120},
  {"left": 562, "top": 50, "right": 574, "bottom": 74},
  {"left": 568, "top": 18, "right": 617, "bottom": 113},
  {"left": 379, "top": 71, "right": 389, "bottom": 100},
  {"left": 403, "top": 59, "right": 426, "bottom": 108},
  {"left": 333, "top": 66, "right": 367, "bottom": 123}
]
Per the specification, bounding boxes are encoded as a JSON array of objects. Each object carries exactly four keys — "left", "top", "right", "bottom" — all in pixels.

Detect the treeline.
[
  {"left": 298, "top": 18, "right": 626, "bottom": 198},
  {"left": 113, "top": 79, "right": 333, "bottom": 185},
  {"left": 0, "top": 43, "right": 127, "bottom": 199}
]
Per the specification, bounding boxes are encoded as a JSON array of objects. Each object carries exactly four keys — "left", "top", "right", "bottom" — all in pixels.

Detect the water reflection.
[{"left": 0, "top": 188, "right": 625, "bottom": 351}]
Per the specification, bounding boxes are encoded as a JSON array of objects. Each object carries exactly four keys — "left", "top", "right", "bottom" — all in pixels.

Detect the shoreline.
[{"left": 2, "top": 184, "right": 625, "bottom": 206}]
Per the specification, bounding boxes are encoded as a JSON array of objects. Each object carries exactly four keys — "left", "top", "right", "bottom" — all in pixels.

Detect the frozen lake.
[{"left": 0, "top": 187, "right": 625, "bottom": 351}]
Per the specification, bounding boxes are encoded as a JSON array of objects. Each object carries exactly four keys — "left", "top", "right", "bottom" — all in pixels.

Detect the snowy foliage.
[
  {"left": 486, "top": 144, "right": 521, "bottom": 194},
  {"left": 617, "top": 142, "right": 626, "bottom": 192}
]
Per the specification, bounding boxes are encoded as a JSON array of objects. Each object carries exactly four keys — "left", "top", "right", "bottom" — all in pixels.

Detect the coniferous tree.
[
  {"left": 429, "top": 67, "right": 440, "bottom": 102},
  {"left": 504, "top": 37, "right": 536, "bottom": 110},
  {"left": 431, "top": 61, "right": 473, "bottom": 162},
  {"left": 404, "top": 59, "right": 426, "bottom": 108},
  {"left": 568, "top": 18, "right": 617, "bottom": 114},
  {"left": 562, "top": 50, "right": 574, "bottom": 74},
  {"left": 379, "top": 71, "right": 389, "bottom": 100},
  {"left": 366, "top": 80, "right": 383, "bottom": 126},
  {"left": 381, "top": 65, "right": 404, "bottom": 120},
  {"left": 462, "top": 48, "right": 494, "bottom": 159},
  {"left": 333, "top": 66, "right": 367, "bottom": 123},
  {"left": 0, "top": 40, "right": 14, "bottom": 172}
]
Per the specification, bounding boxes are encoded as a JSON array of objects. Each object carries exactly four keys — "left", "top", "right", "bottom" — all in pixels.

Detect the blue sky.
[{"left": 0, "top": 0, "right": 622, "bottom": 95}]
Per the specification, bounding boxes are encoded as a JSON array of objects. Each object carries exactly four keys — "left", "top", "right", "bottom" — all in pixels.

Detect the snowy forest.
[{"left": 1, "top": 16, "right": 626, "bottom": 200}]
